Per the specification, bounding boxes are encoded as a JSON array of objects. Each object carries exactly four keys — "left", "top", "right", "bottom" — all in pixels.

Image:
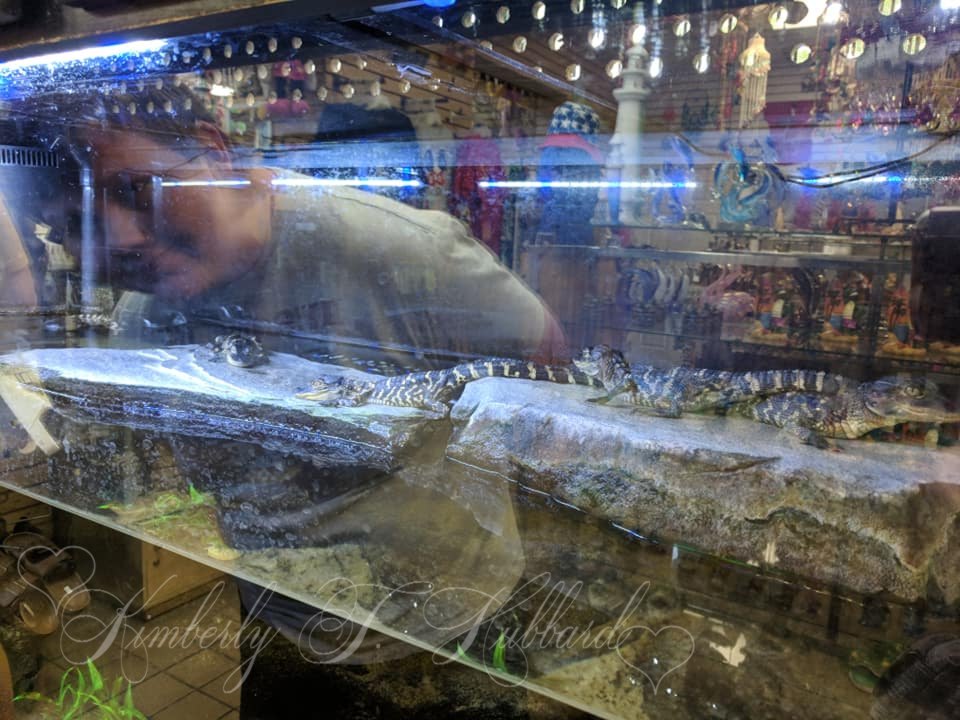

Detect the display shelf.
[
  {"left": 593, "top": 246, "right": 909, "bottom": 273},
  {"left": 522, "top": 242, "right": 908, "bottom": 272},
  {"left": 728, "top": 339, "right": 960, "bottom": 381},
  {"left": 593, "top": 222, "right": 908, "bottom": 241}
]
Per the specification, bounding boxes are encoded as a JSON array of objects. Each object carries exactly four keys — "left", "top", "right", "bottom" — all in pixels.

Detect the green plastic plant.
[
  {"left": 15, "top": 658, "right": 147, "bottom": 719},
  {"left": 492, "top": 631, "right": 508, "bottom": 674}
]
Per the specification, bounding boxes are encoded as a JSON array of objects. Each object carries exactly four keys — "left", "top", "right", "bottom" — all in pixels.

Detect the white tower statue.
[{"left": 609, "top": 43, "right": 651, "bottom": 225}]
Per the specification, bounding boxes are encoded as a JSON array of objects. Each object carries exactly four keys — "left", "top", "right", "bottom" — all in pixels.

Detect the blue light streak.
[
  {"left": 0, "top": 40, "right": 167, "bottom": 72},
  {"left": 798, "top": 174, "right": 906, "bottom": 186},
  {"left": 477, "top": 180, "right": 698, "bottom": 189}
]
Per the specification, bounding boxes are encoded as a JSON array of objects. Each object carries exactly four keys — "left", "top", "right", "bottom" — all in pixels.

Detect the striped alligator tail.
[
  {"left": 704, "top": 368, "right": 842, "bottom": 407},
  {"left": 301, "top": 357, "right": 602, "bottom": 416}
]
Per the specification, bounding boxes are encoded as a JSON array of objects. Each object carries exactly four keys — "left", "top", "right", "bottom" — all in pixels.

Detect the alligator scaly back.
[
  {"left": 747, "top": 376, "right": 960, "bottom": 448},
  {"left": 299, "top": 357, "right": 602, "bottom": 417},
  {"left": 574, "top": 345, "right": 842, "bottom": 417}
]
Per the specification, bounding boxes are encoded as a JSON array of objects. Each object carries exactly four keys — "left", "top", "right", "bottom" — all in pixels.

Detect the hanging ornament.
[
  {"left": 513, "top": 36, "right": 528, "bottom": 52},
  {"left": 674, "top": 17, "right": 691, "bottom": 36},
  {"left": 693, "top": 51, "right": 710, "bottom": 73},
  {"left": 790, "top": 43, "right": 812, "bottom": 63},
  {"left": 649, "top": 0, "right": 663, "bottom": 78},
  {"left": 565, "top": 63, "right": 582, "bottom": 80},
  {"left": 719, "top": 13, "right": 738, "bottom": 33},
  {"left": 588, "top": 26, "right": 606, "bottom": 48},
  {"left": 606, "top": 58, "right": 623, "bottom": 78},
  {"left": 902, "top": 33, "right": 926, "bottom": 55},
  {"left": 549, "top": 32, "right": 565, "bottom": 50},
  {"left": 878, "top": 0, "right": 900, "bottom": 15},
  {"left": 589, "top": 1, "right": 607, "bottom": 49},
  {"left": 768, "top": 5, "right": 789, "bottom": 30},
  {"left": 840, "top": 38, "right": 865, "bottom": 59},
  {"left": 496, "top": 6, "right": 510, "bottom": 22},
  {"left": 739, "top": 33, "right": 771, "bottom": 127}
]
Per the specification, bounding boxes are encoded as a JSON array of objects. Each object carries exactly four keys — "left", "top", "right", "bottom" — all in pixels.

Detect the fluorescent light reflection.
[
  {"left": 0, "top": 39, "right": 167, "bottom": 72},
  {"left": 799, "top": 174, "right": 904, "bottom": 186},
  {"left": 478, "top": 180, "right": 697, "bottom": 189},
  {"left": 162, "top": 177, "right": 423, "bottom": 188},
  {"left": 161, "top": 179, "right": 252, "bottom": 188},
  {"left": 273, "top": 177, "right": 422, "bottom": 188}
]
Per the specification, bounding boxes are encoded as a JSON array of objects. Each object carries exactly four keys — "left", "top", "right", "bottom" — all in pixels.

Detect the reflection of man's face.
[{"left": 83, "top": 128, "right": 268, "bottom": 300}]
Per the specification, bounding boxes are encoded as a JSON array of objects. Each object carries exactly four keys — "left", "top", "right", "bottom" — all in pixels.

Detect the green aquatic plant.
[
  {"left": 492, "top": 631, "right": 508, "bottom": 674},
  {"left": 15, "top": 658, "right": 147, "bottom": 719},
  {"left": 188, "top": 482, "right": 211, "bottom": 506}
]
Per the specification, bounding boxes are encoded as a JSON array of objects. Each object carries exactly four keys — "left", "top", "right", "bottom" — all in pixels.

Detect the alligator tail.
[{"left": 446, "top": 359, "right": 603, "bottom": 388}]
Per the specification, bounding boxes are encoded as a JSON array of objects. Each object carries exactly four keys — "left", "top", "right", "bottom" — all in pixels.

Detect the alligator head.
[
  {"left": 862, "top": 377, "right": 960, "bottom": 426},
  {"left": 573, "top": 345, "right": 632, "bottom": 389},
  {"left": 297, "top": 375, "right": 375, "bottom": 405}
]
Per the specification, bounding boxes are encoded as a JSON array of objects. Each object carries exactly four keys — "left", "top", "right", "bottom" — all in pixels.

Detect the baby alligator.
[
  {"left": 574, "top": 345, "right": 841, "bottom": 417},
  {"left": 299, "top": 358, "right": 602, "bottom": 417},
  {"left": 746, "top": 377, "right": 960, "bottom": 448}
]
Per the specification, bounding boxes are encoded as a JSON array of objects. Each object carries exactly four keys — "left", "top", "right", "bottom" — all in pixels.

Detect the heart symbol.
[{"left": 615, "top": 624, "right": 696, "bottom": 694}]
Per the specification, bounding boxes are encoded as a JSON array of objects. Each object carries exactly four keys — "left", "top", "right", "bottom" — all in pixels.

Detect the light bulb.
[
  {"left": 790, "top": 43, "right": 812, "bottom": 63},
  {"left": 693, "top": 51, "right": 710, "bottom": 73},
  {"left": 769, "top": 5, "right": 789, "bottom": 29},
  {"left": 821, "top": 2, "right": 844, "bottom": 24},
  {"left": 649, "top": 56, "right": 663, "bottom": 78},
  {"left": 588, "top": 27, "right": 606, "bottom": 49},
  {"left": 631, "top": 24, "right": 647, "bottom": 44}
]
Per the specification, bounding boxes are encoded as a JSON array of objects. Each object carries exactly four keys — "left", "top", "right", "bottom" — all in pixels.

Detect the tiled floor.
[{"left": 31, "top": 578, "right": 243, "bottom": 719}]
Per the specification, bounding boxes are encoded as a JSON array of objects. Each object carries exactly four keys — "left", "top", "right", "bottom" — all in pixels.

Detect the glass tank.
[{"left": 0, "top": 0, "right": 957, "bottom": 717}]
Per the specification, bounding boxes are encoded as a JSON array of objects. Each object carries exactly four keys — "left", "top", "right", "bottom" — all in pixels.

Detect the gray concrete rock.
[
  {"left": 0, "top": 346, "right": 433, "bottom": 471},
  {"left": 448, "top": 378, "right": 960, "bottom": 603}
]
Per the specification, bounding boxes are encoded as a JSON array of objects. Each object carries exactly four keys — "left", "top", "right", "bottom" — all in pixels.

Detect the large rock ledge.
[{"left": 448, "top": 378, "right": 960, "bottom": 603}]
